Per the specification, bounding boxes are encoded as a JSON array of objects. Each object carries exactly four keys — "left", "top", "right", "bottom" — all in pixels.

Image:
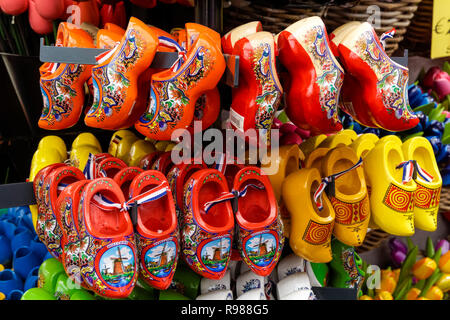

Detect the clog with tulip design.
[{"left": 113, "top": 166, "right": 144, "bottom": 198}]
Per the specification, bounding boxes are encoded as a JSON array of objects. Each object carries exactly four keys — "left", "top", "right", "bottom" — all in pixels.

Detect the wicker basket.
[
  {"left": 402, "top": 0, "right": 434, "bottom": 56},
  {"left": 224, "top": 0, "right": 423, "bottom": 56}
]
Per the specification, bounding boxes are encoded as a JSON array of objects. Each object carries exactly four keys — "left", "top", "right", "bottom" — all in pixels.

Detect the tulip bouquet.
[{"left": 359, "top": 236, "right": 450, "bottom": 300}]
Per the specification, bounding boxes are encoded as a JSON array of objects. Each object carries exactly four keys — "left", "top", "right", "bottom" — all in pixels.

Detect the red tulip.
[
  {"left": 423, "top": 66, "right": 441, "bottom": 89},
  {"left": 434, "top": 71, "right": 450, "bottom": 100},
  {"left": 28, "top": 0, "right": 53, "bottom": 35},
  {"left": 73, "top": 0, "right": 99, "bottom": 26},
  {"left": 129, "top": 0, "right": 156, "bottom": 8},
  {"left": 100, "top": 1, "right": 126, "bottom": 29},
  {"left": 35, "top": 0, "right": 64, "bottom": 20},
  {"left": 0, "top": 0, "right": 28, "bottom": 15}
]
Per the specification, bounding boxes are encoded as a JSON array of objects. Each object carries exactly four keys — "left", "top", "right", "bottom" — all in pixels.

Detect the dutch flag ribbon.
[
  {"left": 92, "top": 181, "right": 170, "bottom": 212},
  {"left": 204, "top": 183, "right": 265, "bottom": 213},
  {"left": 396, "top": 160, "right": 434, "bottom": 184},
  {"left": 380, "top": 28, "right": 396, "bottom": 50},
  {"left": 313, "top": 157, "right": 364, "bottom": 211},
  {"left": 158, "top": 36, "right": 186, "bottom": 72}
]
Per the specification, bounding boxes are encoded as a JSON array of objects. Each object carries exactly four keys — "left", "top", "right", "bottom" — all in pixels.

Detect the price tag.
[{"left": 431, "top": 0, "right": 450, "bottom": 59}]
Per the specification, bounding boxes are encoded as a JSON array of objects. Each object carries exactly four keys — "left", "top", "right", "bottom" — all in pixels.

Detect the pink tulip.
[
  {"left": 280, "top": 132, "right": 303, "bottom": 146},
  {"left": 28, "top": 0, "right": 53, "bottom": 35},
  {"left": 35, "top": 0, "right": 64, "bottom": 20},
  {"left": 272, "top": 118, "right": 283, "bottom": 130},
  {"left": 0, "top": 0, "right": 28, "bottom": 15},
  {"left": 434, "top": 71, "right": 450, "bottom": 100},
  {"left": 280, "top": 122, "right": 297, "bottom": 134},
  {"left": 295, "top": 127, "right": 310, "bottom": 139},
  {"left": 423, "top": 66, "right": 441, "bottom": 89}
]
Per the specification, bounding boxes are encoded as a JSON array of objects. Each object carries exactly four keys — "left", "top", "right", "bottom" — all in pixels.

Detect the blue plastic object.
[
  {"left": 0, "top": 234, "right": 12, "bottom": 265},
  {"left": 29, "top": 236, "right": 48, "bottom": 262},
  {"left": 13, "top": 247, "right": 40, "bottom": 280},
  {"left": 6, "top": 289, "right": 23, "bottom": 300},
  {"left": 0, "top": 269, "right": 23, "bottom": 296},
  {"left": 11, "top": 227, "right": 33, "bottom": 253},
  {"left": 24, "top": 265, "right": 40, "bottom": 292}
]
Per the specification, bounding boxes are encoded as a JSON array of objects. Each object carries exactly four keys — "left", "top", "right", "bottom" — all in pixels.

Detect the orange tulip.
[
  {"left": 412, "top": 257, "right": 437, "bottom": 280},
  {"left": 417, "top": 297, "right": 429, "bottom": 300},
  {"left": 439, "top": 251, "right": 450, "bottom": 273},
  {"left": 424, "top": 286, "right": 443, "bottom": 300},
  {"left": 392, "top": 269, "right": 400, "bottom": 283},
  {"left": 376, "top": 276, "right": 397, "bottom": 294},
  {"left": 359, "top": 295, "right": 373, "bottom": 300},
  {"left": 375, "top": 291, "right": 393, "bottom": 300},
  {"left": 436, "top": 273, "right": 450, "bottom": 293},
  {"left": 406, "top": 288, "right": 421, "bottom": 300}
]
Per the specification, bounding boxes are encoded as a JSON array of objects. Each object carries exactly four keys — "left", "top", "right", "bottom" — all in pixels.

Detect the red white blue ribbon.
[
  {"left": 396, "top": 160, "right": 434, "bottom": 184},
  {"left": 158, "top": 36, "right": 186, "bottom": 72},
  {"left": 83, "top": 153, "right": 109, "bottom": 180},
  {"left": 313, "top": 157, "right": 363, "bottom": 211},
  {"left": 92, "top": 181, "right": 170, "bottom": 212},
  {"left": 380, "top": 28, "right": 396, "bottom": 50},
  {"left": 204, "top": 183, "right": 265, "bottom": 213}
]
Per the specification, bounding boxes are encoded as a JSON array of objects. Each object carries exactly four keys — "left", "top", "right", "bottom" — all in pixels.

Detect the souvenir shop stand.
[{"left": 0, "top": 0, "right": 449, "bottom": 303}]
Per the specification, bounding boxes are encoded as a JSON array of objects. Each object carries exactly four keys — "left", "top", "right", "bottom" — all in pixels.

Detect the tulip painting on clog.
[
  {"left": 228, "top": 31, "right": 283, "bottom": 143},
  {"left": 277, "top": 17, "right": 344, "bottom": 135},
  {"left": 181, "top": 169, "right": 234, "bottom": 279},
  {"left": 337, "top": 22, "right": 419, "bottom": 132},
  {"left": 233, "top": 167, "right": 284, "bottom": 276},
  {"left": 39, "top": 23, "right": 94, "bottom": 130},
  {"left": 77, "top": 178, "right": 138, "bottom": 298},
  {"left": 129, "top": 171, "right": 179, "bottom": 290},
  {"left": 85, "top": 17, "right": 158, "bottom": 130}
]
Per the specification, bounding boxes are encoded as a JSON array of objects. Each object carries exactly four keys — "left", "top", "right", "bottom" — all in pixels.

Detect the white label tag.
[{"left": 229, "top": 108, "right": 245, "bottom": 131}]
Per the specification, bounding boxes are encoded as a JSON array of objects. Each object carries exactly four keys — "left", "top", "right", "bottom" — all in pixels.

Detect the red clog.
[
  {"left": 181, "top": 169, "right": 234, "bottom": 279},
  {"left": 221, "top": 21, "right": 263, "bottom": 55},
  {"left": 140, "top": 151, "right": 164, "bottom": 170},
  {"left": 129, "top": 170, "right": 179, "bottom": 290},
  {"left": 77, "top": 178, "right": 138, "bottom": 298},
  {"left": 96, "top": 156, "right": 127, "bottom": 179},
  {"left": 113, "top": 166, "right": 144, "bottom": 199},
  {"left": 151, "top": 151, "right": 175, "bottom": 176},
  {"left": 337, "top": 22, "right": 418, "bottom": 131},
  {"left": 232, "top": 167, "right": 284, "bottom": 276},
  {"left": 277, "top": 17, "right": 344, "bottom": 135}
]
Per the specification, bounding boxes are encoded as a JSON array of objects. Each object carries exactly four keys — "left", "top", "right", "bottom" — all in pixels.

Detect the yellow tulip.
[
  {"left": 376, "top": 276, "right": 397, "bottom": 294},
  {"left": 359, "top": 295, "right": 373, "bottom": 300},
  {"left": 417, "top": 297, "right": 429, "bottom": 300},
  {"left": 392, "top": 269, "right": 400, "bottom": 283},
  {"left": 424, "top": 286, "right": 443, "bottom": 300},
  {"left": 375, "top": 291, "right": 393, "bottom": 300},
  {"left": 439, "top": 251, "right": 450, "bottom": 273},
  {"left": 412, "top": 257, "right": 437, "bottom": 280},
  {"left": 436, "top": 273, "right": 450, "bottom": 293},
  {"left": 406, "top": 288, "right": 421, "bottom": 300}
]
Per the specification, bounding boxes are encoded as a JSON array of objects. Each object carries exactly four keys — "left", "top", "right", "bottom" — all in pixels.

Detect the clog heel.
[
  {"left": 96, "top": 157, "right": 127, "bottom": 179},
  {"left": 221, "top": 21, "right": 262, "bottom": 55},
  {"left": 349, "top": 133, "right": 379, "bottom": 159},
  {"left": 113, "top": 167, "right": 144, "bottom": 198},
  {"left": 363, "top": 139, "right": 416, "bottom": 236},
  {"left": 338, "top": 22, "right": 419, "bottom": 131},
  {"left": 77, "top": 178, "right": 138, "bottom": 298},
  {"left": 304, "top": 147, "right": 330, "bottom": 171},
  {"left": 55, "top": 180, "right": 90, "bottom": 286},
  {"left": 401, "top": 137, "right": 442, "bottom": 231},
  {"left": 39, "top": 23, "right": 95, "bottom": 130},
  {"left": 228, "top": 31, "right": 282, "bottom": 138},
  {"left": 277, "top": 16, "right": 344, "bottom": 134},
  {"left": 282, "top": 168, "right": 335, "bottom": 263},
  {"left": 298, "top": 134, "right": 327, "bottom": 159},
  {"left": 135, "top": 24, "right": 225, "bottom": 140},
  {"left": 181, "top": 169, "right": 234, "bottom": 279},
  {"left": 85, "top": 17, "right": 159, "bottom": 130},
  {"left": 129, "top": 170, "right": 179, "bottom": 290},
  {"left": 233, "top": 167, "right": 284, "bottom": 276},
  {"left": 43, "top": 165, "right": 86, "bottom": 261},
  {"left": 321, "top": 146, "right": 370, "bottom": 246}
]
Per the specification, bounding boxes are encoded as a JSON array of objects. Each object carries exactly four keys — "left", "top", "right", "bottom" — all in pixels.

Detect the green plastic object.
[
  {"left": 54, "top": 273, "right": 86, "bottom": 300},
  {"left": 127, "top": 284, "right": 156, "bottom": 300},
  {"left": 69, "top": 290, "right": 96, "bottom": 300},
  {"left": 159, "top": 289, "right": 190, "bottom": 300},
  {"left": 21, "top": 288, "right": 57, "bottom": 300},
  {"left": 277, "top": 110, "right": 289, "bottom": 123},
  {"left": 306, "top": 261, "right": 329, "bottom": 287},
  {"left": 328, "top": 238, "right": 365, "bottom": 293},
  {"left": 38, "top": 258, "right": 65, "bottom": 295}
]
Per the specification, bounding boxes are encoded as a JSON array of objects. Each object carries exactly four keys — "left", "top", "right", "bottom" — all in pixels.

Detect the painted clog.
[
  {"left": 232, "top": 167, "right": 284, "bottom": 276},
  {"left": 337, "top": 22, "right": 419, "bottom": 131},
  {"left": 321, "top": 146, "right": 370, "bottom": 246},
  {"left": 77, "top": 178, "right": 138, "bottom": 298},
  {"left": 125, "top": 140, "right": 156, "bottom": 167},
  {"left": 140, "top": 151, "right": 164, "bottom": 170},
  {"left": 39, "top": 23, "right": 94, "bottom": 130},
  {"left": 221, "top": 21, "right": 263, "bottom": 55},
  {"left": 181, "top": 169, "right": 234, "bottom": 279},
  {"left": 282, "top": 168, "right": 335, "bottom": 263},
  {"left": 277, "top": 17, "right": 344, "bottom": 134},
  {"left": 55, "top": 179, "right": 90, "bottom": 285},
  {"left": 69, "top": 146, "right": 100, "bottom": 172},
  {"left": 187, "top": 87, "right": 221, "bottom": 135},
  {"left": 135, "top": 24, "right": 225, "bottom": 140},
  {"left": 42, "top": 165, "right": 86, "bottom": 261},
  {"left": 151, "top": 151, "right": 175, "bottom": 176},
  {"left": 85, "top": 17, "right": 159, "bottom": 130},
  {"left": 363, "top": 139, "right": 416, "bottom": 236},
  {"left": 72, "top": 132, "right": 102, "bottom": 153},
  {"left": 228, "top": 31, "right": 282, "bottom": 142},
  {"left": 95, "top": 157, "right": 127, "bottom": 179},
  {"left": 349, "top": 133, "right": 379, "bottom": 159},
  {"left": 37, "top": 135, "right": 68, "bottom": 161},
  {"left": 402, "top": 137, "right": 442, "bottom": 231},
  {"left": 129, "top": 170, "right": 179, "bottom": 290},
  {"left": 112, "top": 166, "right": 144, "bottom": 199},
  {"left": 304, "top": 147, "right": 329, "bottom": 171},
  {"left": 108, "top": 130, "right": 138, "bottom": 158}
]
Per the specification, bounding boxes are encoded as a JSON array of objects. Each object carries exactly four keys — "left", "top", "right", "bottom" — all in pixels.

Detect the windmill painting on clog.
[
  {"left": 277, "top": 16, "right": 344, "bottom": 135},
  {"left": 232, "top": 167, "right": 284, "bottom": 276},
  {"left": 337, "top": 22, "right": 419, "bottom": 132},
  {"left": 181, "top": 169, "right": 234, "bottom": 279},
  {"left": 129, "top": 171, "right": 179, "bottom": 290},
  {"left": 76, "top": 178, "right": 137, "bottom": 298},
  {"left": 42, "top": 165, "right": 86, "bottom": 261}
]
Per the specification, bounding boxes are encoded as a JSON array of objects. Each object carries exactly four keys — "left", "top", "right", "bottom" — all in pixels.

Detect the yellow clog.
[
  {"left": 299, "top": 134, "right": 327, "bottom": 158},
  {"left": 125, "top": 139, "right": 156, "bottom": 167},
  {"left": 321, "top": 146, "right": 370, "bottom": 246},
  {"left": 154, "top": 140, "right": 171, "bottom": 152},
  {"left": 282, "top": 168, "right": 335, "bottom": 263},
  {"left": 349, "top": 133, "right": 379, "bottom": 159},
  {"left": 402, "top": 137, "right": 442, "bottom": 232},
  {"left": 37, "top": 136, "right": 68, "bottom": 161},
  {"left": 338, "top": 129, "right": 358, "bottom": 141},
  {"left": 71, "top": 132, "right": 102, "bottom": 152},
  {"left": 376, "top": 135, "right": 402, "bottom": 146},
  {"left": 363, "top": 139, "right": 416, "bottom": 236},
  {"left": 303, "top": 147, "right": 330, "bottom": 172},
  {"left": 108, "top": 130, "right": 137, "bottom": 157},
  {"left": 318, "top": 132, "right": 353, "bottom": 149},
  {"left": 113, "top": 135, "right": 139, "bottom": 161},
  {"left": 69, "top": 146, "right": 100, "bottom": 171}
]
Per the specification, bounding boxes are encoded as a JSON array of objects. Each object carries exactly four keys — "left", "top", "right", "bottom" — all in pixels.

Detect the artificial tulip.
[
  {"left": 423, "top": 67, "right": 442, "bottom": 89},
  {"left": 359, "top": 295, "right": 373, "bottom": 300},
  {"left": 434, "top": 72, "right": 450, "bottom": 101},
  {"left": 412, "top": 257, "right": 437, "bottom": 280},
  {"left": 35, "top": 0, "right": 65, "bottom": 20},
  {"left": 73, "top": 0, "right": 99, "bottom": 26},
  {"left": 100, "top": 1, "right": 126, "bottom": 29},
  {"left": 0, "top": 0, "right": 28, "bottom": 15},
  {"left": 375, "top": 291, "right": 393, "bottom": 300},
  {"left": 436, "top": 273, "right": 450, "bottom": 293},
  {"left": 28, "top": 0, "right": 53, "bottom": 35},
  {"left": 405, "top": 288, "right": 421, "bottom": 300},
  {"left": 424, "top": 286, "right": 443, "bottom": 300},
  {"left": 439, "top": 251, "right": 450, "bottom": 273},
  {"left": 436, "top": 239, "right": 449, "bottom": 255},
  {"left": 376, "top": 275, "right": 396, "bottom": 294}
]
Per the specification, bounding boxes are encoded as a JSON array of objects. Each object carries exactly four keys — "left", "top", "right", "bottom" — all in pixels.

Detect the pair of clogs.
[
  {"left": 179, "top": 166, "right": 284, "bottom": 279},
  {"left": 330, "top": 21, "right": 419, "bottom": 132},
  {"left": 363, "top": 135, "right": 442, "bottom": 235},
  {"left": 223, "top": 22, "right": 283, "bottom": 144}
]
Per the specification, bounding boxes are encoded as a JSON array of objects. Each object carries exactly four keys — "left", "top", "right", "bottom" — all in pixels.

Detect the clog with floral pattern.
[{"left": 113, "top": 166, "right": 144, "bottom": 199}]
